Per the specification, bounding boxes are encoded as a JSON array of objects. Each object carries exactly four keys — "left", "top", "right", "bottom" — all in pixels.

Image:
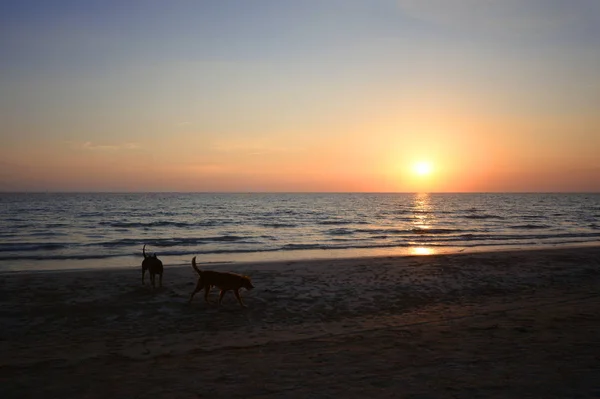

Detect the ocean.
[{"left": 1, "top": 192, "right": 599, "bottom": 271}]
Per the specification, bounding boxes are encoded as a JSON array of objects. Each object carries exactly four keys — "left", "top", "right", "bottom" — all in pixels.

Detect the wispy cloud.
[
  {"left": 210, "top": 139, "right": 304, "bottom": 156},
  {"left": 70, "top": 141, "right": 140, "bottom": 151}
]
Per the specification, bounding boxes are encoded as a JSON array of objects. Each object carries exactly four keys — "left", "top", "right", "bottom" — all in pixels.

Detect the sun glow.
[{"left": 413, "top": 161, "right": 433, "bottom": 176}]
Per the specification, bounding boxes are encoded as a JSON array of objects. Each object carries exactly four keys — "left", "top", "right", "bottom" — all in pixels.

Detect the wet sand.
[{"left": 1, "top": 246, "right": 600, "bottom": 398}]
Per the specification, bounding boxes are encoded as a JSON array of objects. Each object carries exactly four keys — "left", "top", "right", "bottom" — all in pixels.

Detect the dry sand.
[{"left": 1, "top": 246, "right": 600, "bottom": 398}]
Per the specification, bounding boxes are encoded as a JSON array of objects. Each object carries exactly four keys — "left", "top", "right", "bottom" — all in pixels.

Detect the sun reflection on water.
[
  {"left": 410, "top": 246, "right": 436, "bottom": 256},
  {"left": 412, "top": 192, "right": 433, "bottom": 229},
  {"left": 410, "top": 193, "right": 436, "bottom": 255}
]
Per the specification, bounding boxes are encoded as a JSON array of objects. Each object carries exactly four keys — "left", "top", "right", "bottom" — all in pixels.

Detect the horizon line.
[{"left": 1, "top": 191, "right": 599, "bottom": 195}]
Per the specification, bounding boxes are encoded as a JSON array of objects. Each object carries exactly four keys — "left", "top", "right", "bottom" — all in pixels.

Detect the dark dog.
[
  {"left": 189, "top": 256, "right": 254, "bottom": 307},
  {"left": 142, "top": 244, "right": 163, "bottom": 288}
]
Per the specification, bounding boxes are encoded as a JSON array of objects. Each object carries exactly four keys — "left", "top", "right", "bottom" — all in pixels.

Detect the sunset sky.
[{"left": 1, "top": 0, "right": 599, "bottom": 192}]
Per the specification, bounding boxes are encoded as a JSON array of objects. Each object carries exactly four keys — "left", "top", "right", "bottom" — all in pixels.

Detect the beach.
[{"left": 2, "top": 246, "right": 600, "bottom": 398}]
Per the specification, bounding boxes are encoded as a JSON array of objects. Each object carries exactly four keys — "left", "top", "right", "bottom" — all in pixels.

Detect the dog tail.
[
  {"left": 143, "top": 244, "right": 148, "bottom": 259},
  {"left": 191, "top": 256, "right": 202, "bottom": 276}
]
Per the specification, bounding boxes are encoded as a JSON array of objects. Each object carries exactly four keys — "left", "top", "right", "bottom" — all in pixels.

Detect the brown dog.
[
  {"left": 189, "top": 256, "right": 254, "bottom": 307},
  {"left": 142, "top": 244, "right": 163, "bottom": 289}
]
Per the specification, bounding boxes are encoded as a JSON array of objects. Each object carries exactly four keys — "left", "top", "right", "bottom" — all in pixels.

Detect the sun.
[{"left": 412, "top": 161, "right": 433, "bottom": 176}]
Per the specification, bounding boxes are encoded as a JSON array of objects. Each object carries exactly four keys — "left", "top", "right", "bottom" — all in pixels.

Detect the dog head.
[{"left": 242, "top": 276, "right": 254, "bottom": 290}]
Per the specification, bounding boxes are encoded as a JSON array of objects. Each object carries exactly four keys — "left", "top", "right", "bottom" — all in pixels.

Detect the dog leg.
[
  {"left": 159, "top": 273, "right": 163, "bottom": 288},
  {"left": 151, "top": 273, "right": 156, "bottom": 289},
  {"left": 142, "top": 269, "right": 146, "bottom": 285},
  {"left": 189, "top": 281, "right": 202, "bottom": 303},
  {"left": 234, "top": 289, "right": 246, "bottom": 307},
  {"left": 218, "top": 290, "right": 227, "bottom": 305},
  {"left": 204, "top": 285, "right": 212, "bottom": 304}
]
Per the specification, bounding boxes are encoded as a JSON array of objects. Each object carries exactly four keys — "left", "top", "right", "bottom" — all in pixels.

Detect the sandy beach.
[{"left": 1, "top": 246, "right": 600, "bottom": 398}]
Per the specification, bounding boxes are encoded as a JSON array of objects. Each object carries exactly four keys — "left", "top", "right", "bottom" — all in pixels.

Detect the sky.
[{"left": 1, "top": 0, "right": 599, "bottom": 192}]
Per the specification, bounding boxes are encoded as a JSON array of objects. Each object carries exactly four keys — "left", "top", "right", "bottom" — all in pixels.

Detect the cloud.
[
  {"left": 210, "top": 139, "right": 304, "bottom": 156},
  {"left": 71, "top": 141, "right": 140, "bottom": 151}
]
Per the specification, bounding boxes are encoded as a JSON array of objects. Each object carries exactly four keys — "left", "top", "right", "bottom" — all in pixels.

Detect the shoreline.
[
  {"left": 3, "top": 240, "right": 600, "bottom": 273},
  {"left": 2, "top": 245, "right": 600, "bottom": 397}
]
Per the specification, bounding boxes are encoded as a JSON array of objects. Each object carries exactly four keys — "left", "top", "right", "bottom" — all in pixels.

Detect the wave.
[
  {"left": 26, "top": 231, "right": 68, "bottom": 237},
  {"left": 3, "top": 235, "right": 600, "bottom": 262},
  {"left": 317, "top": 220, "right": 356, "bottom": 225},
  {"left": 355, "top": 228, "right": 405, "bottom": 235},
  {"left": 44, "top": 223, "right": 68, "bottom": 228},
  {"left": 335, "top": 227, "right": 468, "bottom": 236},
  {"left": 4, "top": 229, "right": 598, "bottom": 256},
  {"left": 412, "top": 228, "right": 463, "bottom": 235},
  {"left": 421, "top": 232, "right": 600, "bottom": 243},
  {"left": 259, "top": 223, "right": 298, "bottom": 228},
  {"left": 0, "top": 236, "right": 263, "bottom": 254},
  {"left": 2, "top": 217, "right": 25, "bottom": 222},
  {"left": 327, "top": 228, "right": 355, "bottom": 235},
  {"left": 97, "top": 235, "right": 251, "bottom": 248},
  {"left": 282, "top": 244, "right": 322, "bottom": 250},
  {"left": 78, "top": 212, "right": 104, "bottom": 217},
  {"left": 98, "top": 220, "right": 212, "bottom": 228},
  {"left": 0, "top": 248, "right": 278, "bottom": 261},
  {"left": 0, "top": 253, "right": 126, "bottom": 261},
  {"left": 509, "top": 224, "right": 550, "bottom": 230},
  {"left": 522, "top": 215, "right": 545, "bottom": 220},
  {"left": 26, "top": 240, "right": 559, "bottom": 260},
  {"left": 462, "top": 214, "right": 504, "bottom": 220},
  {"left": 0, "top": 242, "right": 68, "bottom": 252}
]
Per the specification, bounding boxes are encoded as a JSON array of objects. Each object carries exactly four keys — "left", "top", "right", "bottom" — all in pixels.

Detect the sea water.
[{"left": 1, "top": 192, "right": 599, "bottom": 271}]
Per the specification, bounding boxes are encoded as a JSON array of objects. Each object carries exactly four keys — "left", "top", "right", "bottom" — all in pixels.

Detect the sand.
[{"left": 1, "top": 246, "right": 600, "bottom": 398}]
